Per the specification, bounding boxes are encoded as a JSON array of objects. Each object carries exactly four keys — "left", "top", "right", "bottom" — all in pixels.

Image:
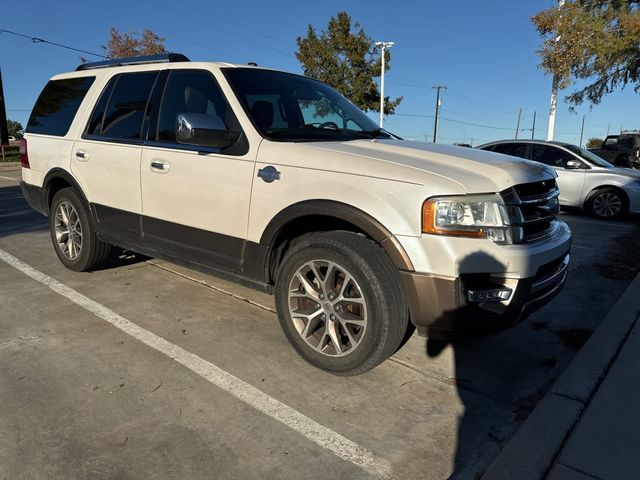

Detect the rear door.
[
  {"left": 530, "top": 144, "right": 586, "bottom": 206},
  {"left": 72, "top": 71, "right": 160, "bottom": 239},
  {"left": 139, "top": 69, "right": 255, "bottom": 272}
]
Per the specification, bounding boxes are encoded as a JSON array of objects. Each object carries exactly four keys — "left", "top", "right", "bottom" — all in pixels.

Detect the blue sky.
[{"left": 1, "top": 0, "right": 638, "bottom": 145}]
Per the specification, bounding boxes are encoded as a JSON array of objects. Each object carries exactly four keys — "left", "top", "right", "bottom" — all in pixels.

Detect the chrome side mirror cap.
[{"left": 176, "top": 112, "right": 240, "bottom": 149}]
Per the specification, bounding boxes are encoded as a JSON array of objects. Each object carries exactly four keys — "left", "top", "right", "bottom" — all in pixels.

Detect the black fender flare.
[
  {"left": 259, "top": 200, "right": 415, "bottom": 273},
  {"left": 42, "top": 168, "right": 89, "bottom": 214}
]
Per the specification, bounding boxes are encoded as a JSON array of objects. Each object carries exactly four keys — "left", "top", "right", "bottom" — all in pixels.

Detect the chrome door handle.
[
  {"left": 75, "top": 150, "right": 89, "bottom": 161},
  {"left": 150, "top": 160, "right": 170, "bottom": 173}
]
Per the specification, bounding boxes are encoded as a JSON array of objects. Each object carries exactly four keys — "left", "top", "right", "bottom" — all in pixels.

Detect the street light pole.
[
  {"left": 375, "top": 41, "right": 394, "bottom": 128},
  {"left": 547, "top": 0, "right": 566, "bottom": 141}
]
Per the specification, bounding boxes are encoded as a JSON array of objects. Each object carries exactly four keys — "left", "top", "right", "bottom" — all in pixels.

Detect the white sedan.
[{"left": 478, "top": 140, "right": 640, "bottom": 219}]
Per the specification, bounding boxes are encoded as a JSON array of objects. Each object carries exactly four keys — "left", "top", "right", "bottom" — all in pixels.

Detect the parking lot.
[{"left": 0, "top": 165, "right": 636, "bottom": 480}]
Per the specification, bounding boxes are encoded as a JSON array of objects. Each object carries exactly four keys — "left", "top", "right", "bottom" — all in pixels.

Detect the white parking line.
[
  {"left": 0, "top": 248, "right": 392, "bottom": 479},
  {"left": 0, "top": 175, "right": 18, "bottom": 181}
]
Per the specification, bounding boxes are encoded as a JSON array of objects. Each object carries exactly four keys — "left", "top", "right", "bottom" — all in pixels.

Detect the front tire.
[
  {"left": 50, "top": 188, "right": 112, "bottom": 271},
  {"left": 586, "top": 188, "right": 627, "bottom": 220},
  {"left": 275, "top": 231, "right": 409, "bottom": 376}
]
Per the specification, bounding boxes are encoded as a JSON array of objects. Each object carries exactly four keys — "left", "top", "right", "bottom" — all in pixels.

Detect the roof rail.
[
  {"left": 621, "top": 129, "right": 640, "bottom": 135},
  {"left": 76, "top": 53, "right": 190, "bottom": 71}
]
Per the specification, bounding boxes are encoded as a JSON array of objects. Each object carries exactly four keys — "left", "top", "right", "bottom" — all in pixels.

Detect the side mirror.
[
  {"left": 176, "top": 113, "right": 241, "bottom": 149},
  {"left": 565, "top": 160, "right": 583, "bottom": 170}
]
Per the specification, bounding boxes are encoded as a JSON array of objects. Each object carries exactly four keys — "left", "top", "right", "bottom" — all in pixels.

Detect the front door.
[
  {"left": 530, "top": 144, "right": 586, "bottom": 206},
  {"left": 140, "top": 69, "right": 255, "bottom": 272}
]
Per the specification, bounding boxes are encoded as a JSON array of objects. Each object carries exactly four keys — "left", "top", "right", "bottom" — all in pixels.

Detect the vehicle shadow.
[
  {"left": 423, "top": 251, "right": 534, "bottom": 479},
  {"left": 0, "top": 185, "right": 148, "bottom": 269}
]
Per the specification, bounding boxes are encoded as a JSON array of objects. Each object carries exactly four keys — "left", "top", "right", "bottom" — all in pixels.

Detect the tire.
[
  {"left": 586, "top": 187, "right": 627, "bottom": 220},
  {"left": 275, "top": 231, "right": 409, "bottom": 376},
  {"left": 615, "top": 155, "right": 631, "bottom": 168},
  {"left": 49, "top": 188, "right": 112, "bottom": 271}
]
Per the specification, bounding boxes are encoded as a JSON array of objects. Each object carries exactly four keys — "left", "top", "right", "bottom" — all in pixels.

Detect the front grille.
[{"left": 501, "top": 179, "right": 560, "bottom": 243}]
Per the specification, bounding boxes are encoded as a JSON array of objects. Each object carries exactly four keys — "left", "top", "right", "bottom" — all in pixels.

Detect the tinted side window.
[
  {"left": 531, "top": 145, "right": 576, "bottom": 168},
  {"left": 492, "top": 143, "right": 528, "bottom": 159},
  {"left": 101, "top": 72, "right": 158, "bottom": 140},
  {"left": 158, "top": 70, "right": 241, "bottom": 142},
  {"left": 27, "top": 77, "right": 95, "bottom": 136},
  {"left": 86, "top": 77, "right": 117, "bottom": 136}
]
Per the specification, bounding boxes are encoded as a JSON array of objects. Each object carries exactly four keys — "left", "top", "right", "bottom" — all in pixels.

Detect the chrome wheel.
[
  {"left": 54, "top": 201, "right": 82, "bottom": 260},
  {"left": 288, "top": 260, "right": 367, "bottom": 357},
  {"left": 592, "top": 192, "right": 622, "bottom": 218}
]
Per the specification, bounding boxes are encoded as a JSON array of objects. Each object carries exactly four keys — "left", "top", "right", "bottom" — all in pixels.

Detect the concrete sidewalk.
[{"left": 483, "top": 274, "right": 640, "bottom": 480}]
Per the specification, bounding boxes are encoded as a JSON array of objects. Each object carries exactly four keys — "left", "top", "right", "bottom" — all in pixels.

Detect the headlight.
[{"left": 422, "top": 194, "right": 511, "bottom": 244}]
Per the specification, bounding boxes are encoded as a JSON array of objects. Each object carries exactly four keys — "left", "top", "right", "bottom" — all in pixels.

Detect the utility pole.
[
  {"left": 531, "top": 111, "right": 537, "bottom": 139},
  {"left": 579, "top": 115, "right": 585, "bottom": 147},
  {"left": 547, "top": 0, "right": 566, "bottom": 140},
  {"left": 375, "top": 41, "right": 395, "bottom": 128},
  {"left": 431, "top": 84, "right": 447, "bottom": 143},
  {"left": 515, "top": 108, "right": 522, "bottom": 139}
]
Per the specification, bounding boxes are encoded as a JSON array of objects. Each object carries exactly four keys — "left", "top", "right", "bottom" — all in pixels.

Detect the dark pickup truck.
[{"left": 590, "top": 132, "right": 640, "bottom": 168}]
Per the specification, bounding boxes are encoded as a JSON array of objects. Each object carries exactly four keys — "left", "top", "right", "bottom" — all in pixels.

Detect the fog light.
[{"left": 466, "top": 288, "right": 512, "bottom": 302}]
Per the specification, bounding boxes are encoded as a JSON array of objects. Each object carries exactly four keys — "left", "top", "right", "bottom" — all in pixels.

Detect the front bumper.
[{"left": 398, "top": 218, "right": 572, "bottom": 337}]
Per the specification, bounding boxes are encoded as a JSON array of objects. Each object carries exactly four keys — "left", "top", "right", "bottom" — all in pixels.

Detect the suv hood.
[{"left": 302, "top": 140, "right": 556, "bottom": 193}]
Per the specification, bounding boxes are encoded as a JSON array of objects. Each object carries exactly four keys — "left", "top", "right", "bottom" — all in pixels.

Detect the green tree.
[
  {"left": 7, "top": 120, "right": 23, "bottom": 138},
  {"left": 295, "top": 12, "right": 402, "bottom": 114},
  {"left": 532, "top": 1, "right": 640, "bottom": 107},
  {"left": 586, "top": 136, "right": 604, "bottom": 148},
  {"left": 104, "top": 27, "right": 166, "bottom": 58}
]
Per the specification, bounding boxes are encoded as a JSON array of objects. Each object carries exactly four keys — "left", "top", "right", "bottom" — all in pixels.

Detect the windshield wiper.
[{"left": 352, "top": 128, "right": 397, "bottom": 139}]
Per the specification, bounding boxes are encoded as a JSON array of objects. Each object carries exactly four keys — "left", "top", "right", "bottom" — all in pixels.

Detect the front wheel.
[
  {"left": 587, "top": 188, "right": 626, "bottom": 220},
  {"left": 275, "top": 231, "right": 409, "bottom": 376},
  {"left": 50, "top": 188, "right": 112, "bottom": 271}
]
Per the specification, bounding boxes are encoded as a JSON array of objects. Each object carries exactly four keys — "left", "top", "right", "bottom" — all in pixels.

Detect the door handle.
[
  {"left": 75, "top": 150, "right": 89, "bottom": 161},
  {"left": 150, "top": 160, "right": 170, "bottom": 173}
]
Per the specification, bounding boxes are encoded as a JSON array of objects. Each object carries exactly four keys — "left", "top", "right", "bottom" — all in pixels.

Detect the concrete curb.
[{"left": 482, "top": 274, "right": 640, "bottom": 480}]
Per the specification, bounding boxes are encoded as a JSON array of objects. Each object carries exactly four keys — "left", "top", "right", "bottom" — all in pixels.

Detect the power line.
[{"left": 0, "top": 29, "right": 108, "bottom": 58}]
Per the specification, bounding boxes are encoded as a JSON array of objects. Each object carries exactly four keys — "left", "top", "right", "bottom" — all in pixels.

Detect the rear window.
[
  {"left": 491, "top": 143, "right": 529, "bottom": 159},
  {"left": 27, "top": 77, "right": 95, "bottom": 136}
]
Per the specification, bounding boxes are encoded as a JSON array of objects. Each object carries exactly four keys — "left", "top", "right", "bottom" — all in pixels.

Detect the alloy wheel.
[
  {"left": 54, "top": 201, "right": 83, "bottom": 260},
  {"left": 592, "top": 192, "right": 622, "bottom": 218},
  {"left": 288, "top": 259, "right": 367, "bottom": 357}
]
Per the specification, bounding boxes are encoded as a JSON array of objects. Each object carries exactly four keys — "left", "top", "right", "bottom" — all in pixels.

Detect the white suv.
[{"left": 20, "top": 54, "right": 571, "bottom": 375}]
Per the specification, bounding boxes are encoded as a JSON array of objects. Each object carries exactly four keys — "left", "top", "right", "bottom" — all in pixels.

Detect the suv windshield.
[
  {"left": 223, "top": 68, "right": 393, "bottom": 142},
  {"left": 564, "top": 144, "right": 615, "bottom": 168}
]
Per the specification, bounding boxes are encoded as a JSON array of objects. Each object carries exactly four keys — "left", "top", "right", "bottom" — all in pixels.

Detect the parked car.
[
  {"left": 590, "top": 132, "right": 640, "bottom": 169},
  {"left": 20, "top": 54, "right": 571, "bottom": 375},
  {"left": 478, "top": 139, "right": 640, "bottom": 219}
]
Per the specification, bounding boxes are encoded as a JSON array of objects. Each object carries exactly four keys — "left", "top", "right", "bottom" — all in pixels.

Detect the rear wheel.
[
  {"left": 50, "top": 188, "right": 112, "bottom": 271},
  {"left": 275, "top": 231, "right": 409, "bottom": 376},
  {"left": 587, "top": 188, "right": 626, "bottom": 219}
]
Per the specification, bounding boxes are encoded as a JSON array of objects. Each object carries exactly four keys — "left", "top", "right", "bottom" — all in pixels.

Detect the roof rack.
[
  {"left": 621, "top": 129, "right": 640, "bottom": 135},
  {"left": 76, "top": 53, "right": 190, "bottom": 71}
]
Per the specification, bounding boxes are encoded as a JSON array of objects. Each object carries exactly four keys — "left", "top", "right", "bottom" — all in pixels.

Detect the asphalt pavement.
[{"left": 0, "top": 165, "right": 636, "bottom": 479}]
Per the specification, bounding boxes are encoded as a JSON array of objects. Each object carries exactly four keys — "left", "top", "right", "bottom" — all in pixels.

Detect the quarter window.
[
  {"left": 158, "top": 70, "right": 241, "bottom": 142},
  {"left": 491, "top": 143, "right": 529, "bottom": 159},
  {"left": 27, "top": 77, "right": 95, "bottom": 136}
]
